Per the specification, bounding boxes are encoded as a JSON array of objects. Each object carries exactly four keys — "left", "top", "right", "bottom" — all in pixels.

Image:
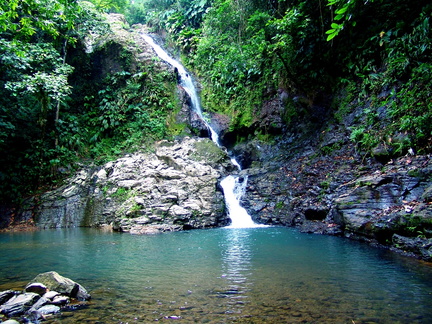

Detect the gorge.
[
  {"left": 1, "top": 4, "right": 432, "bottom": 322},
  {"left": 1, "top": 13, "right": 432, "bottom": 261}
]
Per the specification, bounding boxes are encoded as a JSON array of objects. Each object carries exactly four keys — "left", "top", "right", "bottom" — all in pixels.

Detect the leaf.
[
  {"left": 336, "top": 7, "right": 348, "bottom": 15},
  {"left": 327, "top": 32, "right": 339, "bottom": 41}
]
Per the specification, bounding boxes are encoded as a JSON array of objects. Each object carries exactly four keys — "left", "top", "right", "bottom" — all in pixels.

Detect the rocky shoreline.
[
  {"left": 3, "top": 135, "right": 431, "bottom": 262},
  {"left": 236, "top": 132, "right": 432, "bottom": 261}
]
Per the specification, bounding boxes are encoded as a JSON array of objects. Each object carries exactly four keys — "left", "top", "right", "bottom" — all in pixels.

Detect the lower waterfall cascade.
[{"left": 143, "top": 34, "right": 260, "bottom": 228}]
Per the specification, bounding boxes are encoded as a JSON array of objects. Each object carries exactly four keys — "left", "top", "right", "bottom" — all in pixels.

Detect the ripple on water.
[{"left": 1, "top": 227, "right": 432, "bottom": 323}]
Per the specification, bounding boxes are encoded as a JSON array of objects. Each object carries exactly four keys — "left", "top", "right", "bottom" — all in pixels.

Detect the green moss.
[
  {"left": 320, "top": 141, "right": 343, "bottom": 155},
  {"left": 275, "top": 201, "right": 285, "bottom": 210},
  {"left": 191, "top": 140, "right": 226, "bottom": 163},
  {"left": 112, "top": 187, "right": 135, "bottom": 202}
]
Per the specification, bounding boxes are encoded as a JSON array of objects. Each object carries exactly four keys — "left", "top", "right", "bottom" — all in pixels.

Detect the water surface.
[{"left": 1, "top": 227, "right": 431, "bottom": 323}]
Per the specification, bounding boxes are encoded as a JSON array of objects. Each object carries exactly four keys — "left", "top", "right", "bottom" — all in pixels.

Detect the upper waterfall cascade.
[
  {"left": 142, "top": 35, "right": 219, "bottom": 144},
  {"left": 143, "top": 34, "right": 260, "bottom": 228}
]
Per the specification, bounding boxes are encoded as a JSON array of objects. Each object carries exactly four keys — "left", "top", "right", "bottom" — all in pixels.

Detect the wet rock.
[
  {"left": 0, "top": 292, "right": 40, "bottom": 316},
  {"left": 392, "top": 234, "right": 432, "bottom": 261},
  {"left": 334, "top": 167, "right": 429, "bottom": 240},
  {"left": 210, "top": 113, "right": 230, "bottom": 138},
  {"left": 43, "top": 291, "right": 60, "bottom": 300},
  {"left": 28, "top": 296, "right": 49, "bottom": 312},
  {"left": 230, "top": 115, "right": 432, "bottom": 260},
  {"left": 0, "top": 290, "right": 16, "bottom": 305},
  {"left": 25, "top": 282, "right": 47, "bottom": 295},
  {"left": 38, "top": 304, "right": 61, "bottom": 315},
  {"left": 51, "top": 295, "right": 70, "bottom": 305}
]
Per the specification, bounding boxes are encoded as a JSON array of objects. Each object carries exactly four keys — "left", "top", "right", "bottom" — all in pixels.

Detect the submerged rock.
[
  {"left": 37, "top": 304, "right": 61, "bottom": 315},
  {"left": 2, "top": 320, "right": 20, "bottom": 324}
]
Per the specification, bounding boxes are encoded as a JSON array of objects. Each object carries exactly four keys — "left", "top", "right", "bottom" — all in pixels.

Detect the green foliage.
[
  {"left": 137, "top": 0, "right": 431, "bottom": 146},
  {"left": 345, "top": 6, "right": 432, "bottom": 156},
  {"left": 112, "top": 187, "right": 134, "bottom": 202},
  {"left": 399, "top": 214, "right": 432, "bottom": 239},
  {"left": 82, "top": 65, "right": 177, "bottom": 164},
  {"left": 86, "top": 0, "right": 129, "bottom": 13},
  {"left": 2, "top": 0, "right": 432, "bottom": 204},
  {"left": 0, "top": 0, "right": 179, "bottom": 203},
  {"left": 0, "top": 0, "right": 104, "bottom": 202},
  {"left": 326, "top": 0, "right": 359, "bottom": 41}
]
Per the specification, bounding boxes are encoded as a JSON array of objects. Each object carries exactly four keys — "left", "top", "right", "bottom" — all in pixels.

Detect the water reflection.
[{"left": 219, "top": 228, "right": 254, "bottom": 315}]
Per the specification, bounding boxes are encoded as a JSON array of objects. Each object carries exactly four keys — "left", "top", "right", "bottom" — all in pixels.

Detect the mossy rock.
[
  {"left": 191, "top": 139, "right": 227, "bottom": 164},
  {"left": 28, "top": 271, "right": 90, "bottom": 301}
]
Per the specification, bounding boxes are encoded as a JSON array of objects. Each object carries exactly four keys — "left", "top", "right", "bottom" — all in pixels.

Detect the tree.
[{"left": 0, "top": 0, "right": 108, "bottom": 202}]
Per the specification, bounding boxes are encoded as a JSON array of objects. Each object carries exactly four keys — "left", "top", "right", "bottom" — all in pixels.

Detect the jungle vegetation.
[{"left": 1, "top": 0, "right": 431, "bottom": 203}]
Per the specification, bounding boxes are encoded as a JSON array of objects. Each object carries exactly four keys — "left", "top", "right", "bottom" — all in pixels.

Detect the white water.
[
  {"left": 220, "top": 175, "right": 258, "bottom": 228},
  {"left": 142, "top": 35, "right": 219, "bottom": 144},
  {"left": 143, "top": 34, "right": 260, "bottom": 228}
]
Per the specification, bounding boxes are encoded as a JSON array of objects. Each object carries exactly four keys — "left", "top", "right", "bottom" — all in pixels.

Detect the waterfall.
[
  {"left": 143, "top": 34, "right": 259, "bottom": 228},
  {"left": 220, "top": 175, "right": 257, "bottom": 228},
  {"left": 142, "top": 35, "right": 219, "bottom": 144}
]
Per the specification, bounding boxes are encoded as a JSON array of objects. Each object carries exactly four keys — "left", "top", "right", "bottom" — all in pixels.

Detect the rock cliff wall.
[
  {"left": 232, "top": 120, "right": 432, "bottom": 261},
  {"left": 31, "top": 138, "right": 231, "bottom": 233}
]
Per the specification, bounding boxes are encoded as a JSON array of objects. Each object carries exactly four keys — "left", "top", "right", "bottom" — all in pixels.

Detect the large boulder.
[{"left": 29, "top": 271, "right": 91, "bottom": 301}]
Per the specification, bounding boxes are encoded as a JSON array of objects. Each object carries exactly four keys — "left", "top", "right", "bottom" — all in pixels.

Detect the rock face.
[
  {"left": 238, "top": 132, "right": 432, "bottom": 260},
  {"left": 29, "top": 137, "right": 231, "bottom": 232}
]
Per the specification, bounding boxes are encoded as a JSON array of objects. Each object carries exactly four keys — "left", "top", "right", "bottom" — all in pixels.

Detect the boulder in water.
[
  {"left": 29, "top": 271, "right": 91, "bottom": 301},
  {"left": 0, "top": 271, "right": 91, "bottom": 321}
]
